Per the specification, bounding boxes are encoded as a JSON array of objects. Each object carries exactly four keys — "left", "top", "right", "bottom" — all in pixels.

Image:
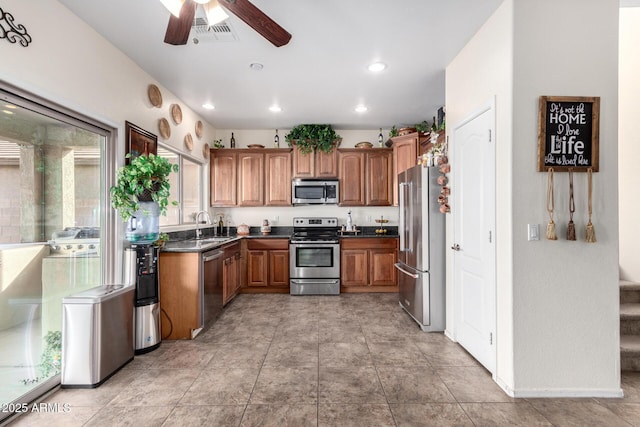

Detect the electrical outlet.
[{"left": 367, "top": 215, "right": 372, "bottom": 222}]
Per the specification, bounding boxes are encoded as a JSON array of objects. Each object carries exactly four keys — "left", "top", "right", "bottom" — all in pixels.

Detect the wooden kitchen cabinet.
[
  {"left": 340, "top": 237, "right": 398, "bottom": 292},
  {"left": 245, "top": 239, "right": 289, "bottom": 292},
  {"left": 211, "top": 148, "right": 292, "bottom": 207},
  {"left": 223, "top": 241, "right": 242, "bottom": 305},
  {"left": 210, "top": 150, "right": 237, "bottom": 206},
  {"left": 265, "top": 150, "right": 292, "bottom": 206},
  {"left": 237, "top": 152, "right": 264, "bottom": 206},
  {"left": 391, "top": 132, "right": 430, "bottom": 205},
  {"left": 159, "top": 252, "right": 201, "bottom": 339},
  {"left": 292, "top": 146, "right": 338, "bottom": 178},
  {"left": 338, "top": 148, "right": 393, "bottom": 206}
]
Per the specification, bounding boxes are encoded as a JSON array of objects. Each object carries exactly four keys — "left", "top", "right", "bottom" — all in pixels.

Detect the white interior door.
[{"left": 452, "top": 99, "right": 496, "bottom": 373}]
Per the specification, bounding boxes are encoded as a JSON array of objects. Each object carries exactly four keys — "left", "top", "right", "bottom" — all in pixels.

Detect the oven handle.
[{"left": 290, "top": 242, "right": 339, "bottom": 247}]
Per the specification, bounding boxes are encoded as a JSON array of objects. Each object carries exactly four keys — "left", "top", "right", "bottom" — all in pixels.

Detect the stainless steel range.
[{"left": 289, "top": 217, "right": 340, "bottom": 295}]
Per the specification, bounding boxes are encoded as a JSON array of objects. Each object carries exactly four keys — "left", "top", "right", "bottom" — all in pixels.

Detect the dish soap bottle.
[{"left": 346, "top": 210, "right": 353, "bottom": 232}]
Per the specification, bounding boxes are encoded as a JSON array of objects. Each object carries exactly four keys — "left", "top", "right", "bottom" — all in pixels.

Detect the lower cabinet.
[
  {"left": 340, "top": 238, "right": 398, "bottom": 292},
  {"left": 223, "top": 241, "right": 242, "bottom": 305},
  {"left": 159, "top": 252, "right": 201, "bottom": 340},
  {"left": 246, "top": 238, "right": 289, "bottom": 292}
]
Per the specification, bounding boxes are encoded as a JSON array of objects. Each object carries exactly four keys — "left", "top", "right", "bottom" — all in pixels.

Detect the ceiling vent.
[{"left": 191, "top": 17, "right": 238, "bottom": 43}]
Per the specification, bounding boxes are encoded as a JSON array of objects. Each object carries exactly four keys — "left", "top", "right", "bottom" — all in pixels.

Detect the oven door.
[{"left": 289, "top": 242, "right": 340, "bottom": 279}]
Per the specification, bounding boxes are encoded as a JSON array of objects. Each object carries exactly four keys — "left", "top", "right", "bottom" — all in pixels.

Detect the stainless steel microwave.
[{"left": 292, "top": 179, "right": 339, "bottom": 205}]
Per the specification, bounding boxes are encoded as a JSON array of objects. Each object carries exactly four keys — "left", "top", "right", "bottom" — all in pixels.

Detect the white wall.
[
  {"left": 619, "top": 7, "right": 640, "bottom": 281},
  {"left": 446, "top": 0, "right": 515, "bottom": 391},
  {"left": 447, "top": 0, "right": 620, "bottom": 397}
]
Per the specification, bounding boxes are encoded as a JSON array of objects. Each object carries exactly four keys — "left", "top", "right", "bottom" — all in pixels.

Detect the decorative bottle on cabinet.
[
  {"left": 230, "top": 132, "right": 236, "bottom": 148},
  {"left": 274, "top": 129, "right": 280, "bottom": 148},
  {"left": 378, "top": 128, "right": 384, "bottom": 147}
]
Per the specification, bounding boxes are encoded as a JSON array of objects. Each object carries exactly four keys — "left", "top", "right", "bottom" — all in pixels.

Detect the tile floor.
[{"left": 7, "top": 293, "right": 640, "bottom": 426}]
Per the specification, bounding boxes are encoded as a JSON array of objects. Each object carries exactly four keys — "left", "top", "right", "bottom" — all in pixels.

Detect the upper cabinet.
[
  {"left": 292, "top": 145, "right": 338, "bottom": 178},
  {"left": 211, "top": 148, "right": 292, "bottom": 207},
  {"left": 338, "top": 148, "right": 393, "bottom": 206},
  {"left": 265, "top": 151, "right": 292, "bottom": 206},
  {"left": 210, "top": 150, "right": 237, "bottom": 206},
  {"left": 391, "top": 132, "right": 431, "bottom": 205}
]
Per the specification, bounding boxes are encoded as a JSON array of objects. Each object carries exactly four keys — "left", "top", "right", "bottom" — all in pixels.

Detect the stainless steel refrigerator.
[{"left": 395, "top": 164, "right": 445, "bottom": 331}]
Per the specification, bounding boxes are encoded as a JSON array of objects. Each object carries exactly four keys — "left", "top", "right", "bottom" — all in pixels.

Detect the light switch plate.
[{"left": 528, "top": 224, "right": 540, "bottom": 241}]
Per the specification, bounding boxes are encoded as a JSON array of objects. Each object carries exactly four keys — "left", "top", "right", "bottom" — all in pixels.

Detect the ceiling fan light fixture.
[
  {"left": 204, "top": 0, "right": 229, "bottom": 26},
  {"left": 160, "top": 0, "right": 184, "bottom": 17},
  {"left": 368, "top": 62, "right": 387, "bottom": 72},
  {"left": 354, "top": 105, "right": 368, "bottom": 113},
  {"left": 269, "top": 105, "right": 282, "bottom": 113}
]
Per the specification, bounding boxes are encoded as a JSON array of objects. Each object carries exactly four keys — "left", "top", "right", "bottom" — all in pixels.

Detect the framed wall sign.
[
  {"left": 125, "top": 121, "right": 157, "bottom": 164},
  {"left": 537, "top": 96, "right": 600, "bottom": 172}
]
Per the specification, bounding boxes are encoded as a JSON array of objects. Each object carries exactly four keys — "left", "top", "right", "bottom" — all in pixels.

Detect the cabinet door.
[
  {"left": 159, "top": 252, "right": 201, "bottom": 338},
  {"left": 366, "top": 150, "right": 393, "bottom": 206},
  {"left": 292, "top": 146, "right": 314, "bottom": 178},
  {"left": 265, "top": 151, "right": 292, "bottom": 206},
  {"left": 237, "top": 153, "right": 265, "bottom": 206},
  {"left": 316, "top": 149, "right": 338, "bottom": 177},
  {"left": 223, "top": 256, "right": 234, "bottom": 305},
  {"left": 393, "top": 137, "right": 417, "bottom": 205},
  {"left": 210, "top": 151, "right": 237, "bottom": 206},
  {"left": 338, "top": 151, "right": 365, "bottom": 206},
  {"left": 340, "top": 248, "right": 368, "bottom": 287},
  {"left": 247, "top": 250, "right": 268, "bottom": 287},
  {"left": 269, "top": 249, "right": 289, "bottom": 288},
  {"left": 233, "top": 252, "right": 243, "bottom": 294},
  {"left": 369, "top": 248, "right": 397, "bottom": 286}
]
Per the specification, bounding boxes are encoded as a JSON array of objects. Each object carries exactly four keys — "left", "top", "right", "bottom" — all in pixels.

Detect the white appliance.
[{"left": 395, "top": 165, "right": 445, "bottom": 331}]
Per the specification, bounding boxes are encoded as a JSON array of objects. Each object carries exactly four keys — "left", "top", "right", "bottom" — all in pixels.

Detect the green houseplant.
[
  {"left": 285, "top": 124, "right": 341, "bottom": 154},
  {"left": 110, "top": 153, "right": 179, "bottom": 222}
]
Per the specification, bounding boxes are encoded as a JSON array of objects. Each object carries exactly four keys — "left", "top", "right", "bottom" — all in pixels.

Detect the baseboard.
[{"left": 509, "top": 387, "right": 623, "bottom": 398}]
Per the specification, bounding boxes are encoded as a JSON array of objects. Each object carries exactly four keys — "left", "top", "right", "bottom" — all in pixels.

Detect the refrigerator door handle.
[
  {"left": 399, "top": 182, "right": 411, "bottom": 253},
  {"left": 394, "top": 263, "right": 419, "bottom": 279}
]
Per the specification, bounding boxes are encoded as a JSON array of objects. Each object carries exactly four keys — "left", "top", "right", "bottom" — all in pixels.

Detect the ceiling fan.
[{"left": 161, "top": 0, "right": 291, "bottom": 47}]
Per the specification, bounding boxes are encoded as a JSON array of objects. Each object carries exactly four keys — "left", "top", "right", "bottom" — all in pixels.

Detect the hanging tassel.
[
  {"left": 546, "top": 168, "right": 558, "bottom": 240},
  {"left": 566, "top": 168, "right": 576, "bottom": 241},
  {"left": 586, "top": 167, "right": 597, "bottom": 243}
]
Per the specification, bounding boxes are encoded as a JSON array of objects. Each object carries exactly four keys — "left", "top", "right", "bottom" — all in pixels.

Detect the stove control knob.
[
  {"left": 77, "top": 244, "right": 84, "bottom": 250},
  {"left": 65, "top": 244, "right": 72, "bottom": 250},
  {"left": 89, "top": 244, "right": 96, "bottom": 249}
]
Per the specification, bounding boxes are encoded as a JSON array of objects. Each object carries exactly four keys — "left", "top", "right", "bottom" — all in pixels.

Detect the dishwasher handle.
[{"left": 203, "top": 251, "right": 224, "bottom": 262}]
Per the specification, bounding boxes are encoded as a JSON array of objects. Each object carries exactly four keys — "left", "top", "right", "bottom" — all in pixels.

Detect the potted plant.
[
  {"left": 285, "top": 124, "right": 341, "bottom": 154},
  {"left": 110, "top": 154, "right": 178, "bottom": 242}
]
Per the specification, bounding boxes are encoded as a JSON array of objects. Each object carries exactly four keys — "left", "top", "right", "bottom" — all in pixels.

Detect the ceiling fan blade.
[
  {"left": 219, "top": 0, "right": 291, "bottom": 47},
  {"left": 164, "top": 0, "right": 197, "bottom": 45}
]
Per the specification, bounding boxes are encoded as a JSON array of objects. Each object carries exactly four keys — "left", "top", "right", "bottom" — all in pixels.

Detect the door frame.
[{"left": 450, "top": 96, "right": 497, "bottom": 374}]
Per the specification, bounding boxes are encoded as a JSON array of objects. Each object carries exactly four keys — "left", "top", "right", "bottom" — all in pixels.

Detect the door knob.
[{"left": 451, "top": 244, "right": 461, "bottom": 251}]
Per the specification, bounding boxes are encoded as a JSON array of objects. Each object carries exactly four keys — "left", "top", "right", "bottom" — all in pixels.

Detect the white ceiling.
[{"left": 57, "top": 0, "right": 504, "bottom": 130}]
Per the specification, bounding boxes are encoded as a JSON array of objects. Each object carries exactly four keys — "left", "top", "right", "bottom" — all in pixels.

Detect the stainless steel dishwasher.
[{"left": 201, "top": 249, "right": 224, "bottom": 333}]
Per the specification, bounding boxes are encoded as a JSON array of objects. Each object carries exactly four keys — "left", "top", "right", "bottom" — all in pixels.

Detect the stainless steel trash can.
[{"left": 61, "top": 284, "right": 134, "bottom": 388}]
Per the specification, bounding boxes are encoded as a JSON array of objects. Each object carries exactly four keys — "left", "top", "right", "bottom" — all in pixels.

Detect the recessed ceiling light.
[
  {"left": 269, "top": 105, "right": 282, "bottom": 113},
  {"left": 354, "top": 105, "right": 368, "bottom": 113},
  {"left": 202, "top": 103, "right": 215, "bottom": 110},
  {"left": 368, "top": 62, "right": 387, "bottom": 72},
  {"left": 249, "top": 62, "right": 264, "bottom": 71}
]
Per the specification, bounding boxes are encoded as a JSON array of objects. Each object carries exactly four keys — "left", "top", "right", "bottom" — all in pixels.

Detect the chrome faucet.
[{"left": 195, "top": 210, "right": 211, "bottom": 239}]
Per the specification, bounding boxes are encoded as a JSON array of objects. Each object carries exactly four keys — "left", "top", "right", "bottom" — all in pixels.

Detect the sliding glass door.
[{"left": 0, "top": 87, "right": 113, "bottom": 422}]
